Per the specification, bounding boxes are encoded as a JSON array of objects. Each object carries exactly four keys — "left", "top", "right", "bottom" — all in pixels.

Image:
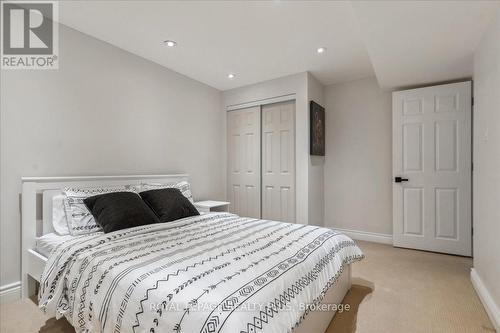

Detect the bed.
[{"left": 22, "top": 175, "right": 364, "bottom": 333}]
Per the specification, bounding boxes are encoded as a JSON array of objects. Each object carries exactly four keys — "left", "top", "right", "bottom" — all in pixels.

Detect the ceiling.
[
  {"left": 57, "top": 1, "right": 500, "bottom": 91},
  {"left": 58, "top": 1, "right": 373, "bottom": 91},
  {"left": 352, "top": 0, "right": 500, "bottom": 89}
]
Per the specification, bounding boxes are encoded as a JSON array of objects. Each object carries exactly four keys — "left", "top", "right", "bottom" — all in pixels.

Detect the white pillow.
[
  {"left": 140, "top": 180, "right": 194, "bottom": 203},
  {"left": 52, "top": 194, "right": 70, "bottom": 235},
  {"left": 63, "top": 185, "right": 136, "bottom": 235}
]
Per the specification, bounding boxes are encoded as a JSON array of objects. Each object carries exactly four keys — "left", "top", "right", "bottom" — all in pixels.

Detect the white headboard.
[{"left": 21, "top": 174, "right": 188, "bottom": 297}]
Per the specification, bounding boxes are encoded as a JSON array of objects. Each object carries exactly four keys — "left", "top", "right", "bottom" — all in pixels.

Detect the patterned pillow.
[
  {"left": 63, "top": 185, "right": 136, "bottom": 235},
  {"left": 140, "top": 181, "right": 194, "bottom": 203}
]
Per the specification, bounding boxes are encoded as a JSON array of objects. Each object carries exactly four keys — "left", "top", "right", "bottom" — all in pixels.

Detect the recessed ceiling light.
[
  {"left": 164, "top": 40, "right": 177, "bottom": 47},
  {"left": 227, "top": 73, "right": 235, "bottom": 79},
  {"left": 317, "top": 47, "right": 326, "bottom": 54}
]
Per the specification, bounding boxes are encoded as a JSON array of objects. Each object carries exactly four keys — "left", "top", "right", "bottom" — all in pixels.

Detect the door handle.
[{"left": 395, "top": 176, "right": 409, "bottom": 183}]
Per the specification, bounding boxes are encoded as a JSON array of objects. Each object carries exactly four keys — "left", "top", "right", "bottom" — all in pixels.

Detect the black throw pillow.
[
  {"left": 84, "top": 192, "right": 160, "bottom": 233},
  {"left": 139, "top": 188, "right": 200, "bottom": 223}
]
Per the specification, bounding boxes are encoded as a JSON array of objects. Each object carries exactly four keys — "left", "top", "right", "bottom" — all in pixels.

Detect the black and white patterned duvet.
[{"left": 39, "top": 213, "right": 364, "bottom": 333}]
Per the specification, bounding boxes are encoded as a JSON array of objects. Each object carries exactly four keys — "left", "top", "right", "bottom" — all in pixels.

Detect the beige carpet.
[
  {"left": 327, "top": 241, "right": 495, "bottom": 333},
  {"left": 0, "top": 241, "right": 495, "bottom": 333}
]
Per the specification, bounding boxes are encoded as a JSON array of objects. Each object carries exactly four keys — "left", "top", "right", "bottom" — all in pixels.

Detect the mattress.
[{"left": 39, "top": 212, "right": 364, "bottom": 333}]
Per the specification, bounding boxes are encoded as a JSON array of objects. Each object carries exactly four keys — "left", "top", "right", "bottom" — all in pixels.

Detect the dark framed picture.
[{"left": 310, "top": 101, "right": 325, "bottom": 156}]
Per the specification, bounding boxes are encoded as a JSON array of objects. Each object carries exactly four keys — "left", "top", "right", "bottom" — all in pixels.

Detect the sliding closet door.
[
  {"left": 227, "top": 107, "right": 261, "bottom": 218},
  {"left": 262, "top": 101, "right": 296, "bottom": 222}
]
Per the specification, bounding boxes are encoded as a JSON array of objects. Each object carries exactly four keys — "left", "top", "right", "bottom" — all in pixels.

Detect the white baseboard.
[
  {"left": 332, "top": 227, "right": 393, "bottom": 245},
  {"left": 0, "top": 281, "right": 21, "bottom": 304},
  {"left": 471, "top": 268, "right": 500, "bottom": 332}
]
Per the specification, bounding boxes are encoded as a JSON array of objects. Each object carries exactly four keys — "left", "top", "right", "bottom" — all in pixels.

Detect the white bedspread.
[{"left": 39, "top": 213, "right": 363, "bottom": 333}]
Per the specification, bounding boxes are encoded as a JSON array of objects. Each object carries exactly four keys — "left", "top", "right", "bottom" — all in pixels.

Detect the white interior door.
[
  {"left": 393, "top": 81, "right": 471, "bottom": 256},
  {"left": 262, "top": 101, "right": 296, "bottom": 222},
  {"left": 227, "top": 106, "right": 261, "bottom": 218}
]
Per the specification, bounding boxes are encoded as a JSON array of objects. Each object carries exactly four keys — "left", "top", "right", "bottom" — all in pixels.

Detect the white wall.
[
  {"left": 324, "top": 77, "right": 392, "bottom": 235},
  {"left": 0, "top": 25, "right": 225, "bottom": 291},
  {"left": 307, "top": 73, "right": 325, "bottom": 226},
  {"left": 222, "top": 73, "right": 310, "bottom": 224},
  {"left": 472, "top": 10, "right": 500, "bottom": 329}
]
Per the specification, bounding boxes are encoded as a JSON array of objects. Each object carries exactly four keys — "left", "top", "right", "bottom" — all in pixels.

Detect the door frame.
[{"left": 226, "top": 93, "right": 296, "bottom": 111}]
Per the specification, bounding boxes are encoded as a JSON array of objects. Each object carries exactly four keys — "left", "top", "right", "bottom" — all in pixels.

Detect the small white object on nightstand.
[{"left": 194, "top": 200, "right": 230, "bottom": 213}]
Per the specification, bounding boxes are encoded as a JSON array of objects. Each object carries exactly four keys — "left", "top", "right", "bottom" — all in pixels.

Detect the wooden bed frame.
[{"left": 21, "top": 174, "right": 351, "bottom": 332}]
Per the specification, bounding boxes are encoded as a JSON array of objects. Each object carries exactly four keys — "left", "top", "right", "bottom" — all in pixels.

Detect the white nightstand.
[{"left": 194, "top": 200, "right": 230, "bottom": 213}]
